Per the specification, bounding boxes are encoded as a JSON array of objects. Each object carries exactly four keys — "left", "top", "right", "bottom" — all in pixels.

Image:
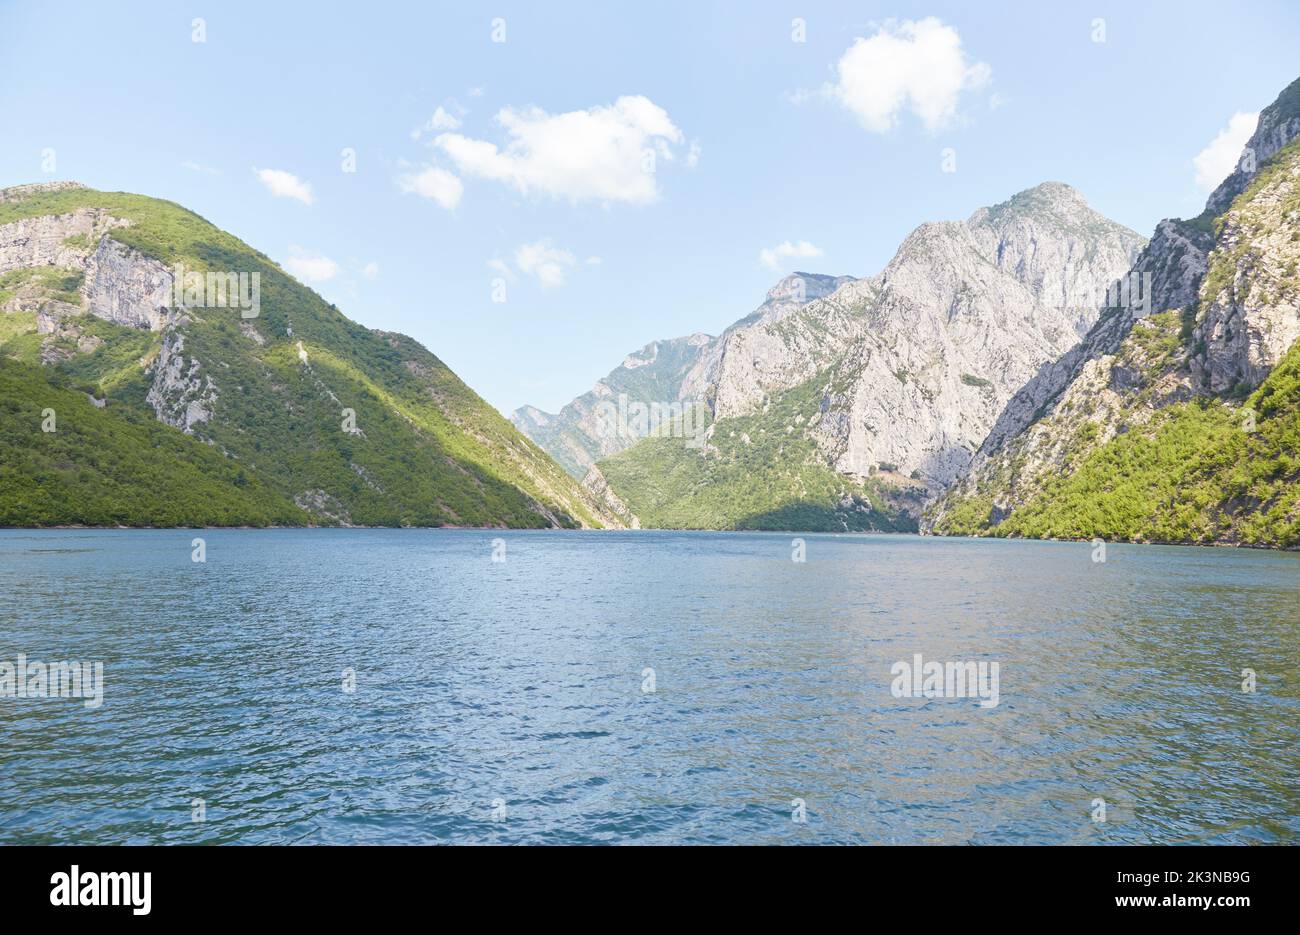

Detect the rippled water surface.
[{"left": 2, "top": 529, "right": 1298, "bottom": 844}]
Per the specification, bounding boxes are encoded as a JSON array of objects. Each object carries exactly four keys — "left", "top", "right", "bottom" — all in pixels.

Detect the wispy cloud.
[
  {"left": 489, "top": 241, "right": 584, "bottom": 288},
  {"left": 254, "top": 168, "right": 315, "bottom": 204},
  {"left": 182, "top": 160, "right": 220, "bottom": 175},
  {"left": 283, "top": 245, "right": 338, "bottom": 282},
  {"left": 412, "top": 104, "right": 463, "bottom": 140},
  {"left": 1193, "top": 111, "right": 1259, "bottom": 191},
  {"left": 397, "top": 165, "right": 463, "bottom": 210},
  {"left": 515, "top": 240, "right": 577, "bottom": 288},
  {"left": 486, "top": 257, "right": 515, "bottom": 282},
  {"left": 759, "top": 240, "right": 823, "bottom": 270}
]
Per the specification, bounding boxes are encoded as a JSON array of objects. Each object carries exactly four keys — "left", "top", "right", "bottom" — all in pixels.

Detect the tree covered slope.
[
  {"left": 936, "top": 328, "right": 1300, "bottom": 547},
  {"left": 0, "top": 358, "right": 304, "bottom": 526},
  {"left": 0, "top": 183, "right": 624, "bottom": 528},
  {"left": 597, "top": 375, "right": 924, "bottom": 532}
]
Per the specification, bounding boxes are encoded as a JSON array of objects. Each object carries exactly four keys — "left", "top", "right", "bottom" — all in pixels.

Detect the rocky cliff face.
[
  {"left": 82, "top": 236, "right": 175, "bottom": 332},
  {"left": 0, "top": 205, "right": 124, "bottom": 272},
  {"left": 1, "top": 202, "right": 207, "bottom": 433},
  {"left": 967, "top": 215, "right": 1213, "bottom": 464},
  {"left": 0, "top": 180, "right": 87, "bottom": 204},
  {"left": 1204, "top": 79, "right": 1300, "bottom": 218},
  {"left": 580, "top": 464, "right": 640, "bottom": 529},
  {"left": 1193, "top": 155, "right": 1300, "bottom": 394},
  {"left": 0, "top": 205, "right": 172, "bottom": 329},
  {"left": 931, "top": 76, "right": 1300, "bottom": 540},
  {"left": 145, "top": 330, "right": 218, "bottom": 432}
]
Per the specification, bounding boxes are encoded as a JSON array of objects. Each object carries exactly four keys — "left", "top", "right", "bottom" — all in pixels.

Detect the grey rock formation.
[
  {"left": 146, "top": 331, "right": 218, "bottom": 432},
  {"left": 511, "top": 273, "right": 858, "bottom": 480},
  {"left": 511, "top": 331, "right": 718, "bottom": 478},
  {"left": 1192, "top": 163, "right": 1300, "bottom": 393},
  {"left": 1, "top": 189, "right": 206, "bottom": 432},
  {"left": 82, "top": 236, "right": 174, "bottom": 331},
  {"left": 973, "top": 215, "right": 1211, "bottom": 460},
  {"left": 0, "top": 206, "right": 128, "bottom": 275},
  {"left": 0, "top": 205, "right": 174, "bottom": 332},
  {"left": 581, "top": 464, "right": 640, "bottom": 529}
]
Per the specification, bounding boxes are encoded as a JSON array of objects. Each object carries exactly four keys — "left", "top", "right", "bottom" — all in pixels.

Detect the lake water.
[{"left": 1, "top": 529, "right": 1297, "bottom": 845}]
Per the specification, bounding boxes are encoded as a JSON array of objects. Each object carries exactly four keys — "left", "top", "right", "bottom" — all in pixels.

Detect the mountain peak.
[
  {"left": 1024, "top": 180, "right": 1083, "bottom": 199},
  {"left": 764, "top": 272, "right": 855, "bottom": 305},
  {"left": 1204, "top": 74, "right": 1300, "bottom": 216},
  {"left": 968, "top": 180, "right": 1142, "bottom": 248},
  {"left": 0, "top": 180, "right": 87, "bottom": 204},
  {"left": 975, "top": 181, "right": 1089, "bottom": 222}
]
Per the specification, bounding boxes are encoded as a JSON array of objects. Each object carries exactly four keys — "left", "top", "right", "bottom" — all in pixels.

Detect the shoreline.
[{"left": 2, "top": 524, "right": 1296, "bottom": 552}]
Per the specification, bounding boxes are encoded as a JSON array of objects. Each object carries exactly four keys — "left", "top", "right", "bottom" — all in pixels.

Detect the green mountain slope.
[
  {"left": 598, "top": 375, "right": 924, "bottom": 531},
  {"left": 510, "top": 273, "right": 855, "bottom": 480},
  {"left": 932, "top": 79, "right": 1300, "bottom": 548},
  {"left": 0, "top": 183, "right": 623, "bottom": 528},
  {"left": 938, "top": 331, "right": 1300, "bottom": 547},
  {"left": 0, "top": 359, "right": 304, "bottom": 526},
  {"left": 511, "top": 332, "right": 715, "bottom": 480}
]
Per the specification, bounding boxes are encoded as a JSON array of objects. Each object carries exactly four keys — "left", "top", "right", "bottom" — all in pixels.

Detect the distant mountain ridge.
[
  {"left": 518, "top": 181, "right": 1145, "bottom": 531},
  {"left": 509, "top": 271, "right": 855, "bottom": 480}
]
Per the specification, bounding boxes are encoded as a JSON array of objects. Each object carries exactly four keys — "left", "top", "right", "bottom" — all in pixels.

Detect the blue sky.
[{"left": 3, "top": 1, "right": 1298, "bottom": 414}]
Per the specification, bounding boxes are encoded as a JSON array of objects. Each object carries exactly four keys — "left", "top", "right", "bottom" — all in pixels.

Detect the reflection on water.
[{"left": 1, "top": 529, "right": 1297, "bottom": 844}]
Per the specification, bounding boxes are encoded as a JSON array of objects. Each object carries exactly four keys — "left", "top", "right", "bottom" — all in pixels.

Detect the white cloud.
[
  {"left": 825, "top": 18, "right": 991, "bottom": 133},
  {"left": 430, "top": 106, "right": 461, "bottom": 131},
  {"left": 254, "top": 168, "right": 315, "bottom": 205},
  {"left": 488, "top": 242, "right": 590, "bottom": 288},
  {"left": 412, "top": 105, "right": 463, "bottom": 140},
  {"left": 182, "top": 160, "right": 220, "bottom": 175},
  {"left": 515, "top": 240, "right": 577, "bottom": 288},
  {"left": 759, "top": 240, "right": 824, "bottom": 270},
  {"left": 486, "top": 258, "right": 516, "bottom": 282},
  {"left": 432, "top": 95, "right": 685, "bottom": 205},
  {"left": 283, "top": 245, "right": 339, "bottom": 282},
  {"left": 397, "top": 165, "right": 464, "bottom": 210},
  {"left": 362, "top": 261, "right": 380, "bottom": 280},
  {"left": 1193, "top": 111, "right": 1259, "bottom": 191}
]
